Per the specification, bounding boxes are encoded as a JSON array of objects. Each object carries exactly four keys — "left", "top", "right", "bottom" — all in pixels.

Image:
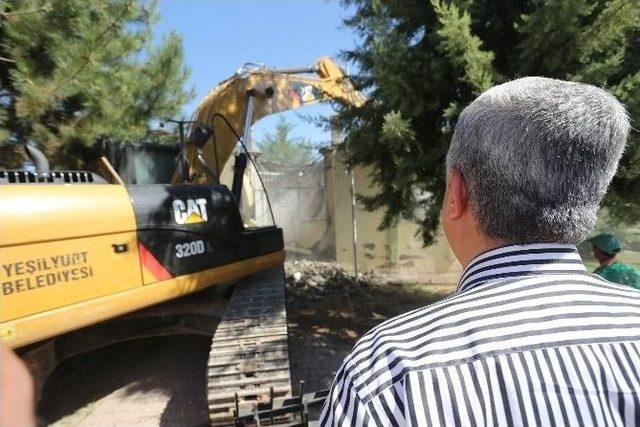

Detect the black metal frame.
[{"left": 234, "top": 382, "right": 329, "bottom": 426}]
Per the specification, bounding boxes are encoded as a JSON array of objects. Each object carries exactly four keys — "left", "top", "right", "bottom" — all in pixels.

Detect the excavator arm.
[{"left": 172, "top": 56, "right": 365, "bottom": 184}]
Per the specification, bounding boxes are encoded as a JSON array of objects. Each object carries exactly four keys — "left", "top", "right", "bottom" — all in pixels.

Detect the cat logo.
[
  {"left": 172, "top": 198, "right": 208, "bottom": 225},
  {"left": 290, "top": 83, "right": 321, "bottom": 105},
  {"left": 298, "top": 85, "right": 319, "bottom": 103}
]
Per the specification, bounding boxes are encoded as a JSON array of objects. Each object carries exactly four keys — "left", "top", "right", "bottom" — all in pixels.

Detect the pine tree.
[
  {"left": 338, "top": 0, "right": 640, "bottom": 244},
  {"left": 257, "top": 116, "right": 313, "bottom": 165},
  {"left": 0, "top": 0, "right": 194, "bottom": 168}
]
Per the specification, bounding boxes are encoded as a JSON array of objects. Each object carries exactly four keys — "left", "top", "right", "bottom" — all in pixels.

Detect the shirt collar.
[{"left": 457, "top": 243, "right": 587, "bottom": 294}]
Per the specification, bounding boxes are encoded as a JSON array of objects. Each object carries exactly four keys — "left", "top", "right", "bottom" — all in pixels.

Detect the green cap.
[{"left": 589, "top": 233, "right": 622, "bottom": 255}]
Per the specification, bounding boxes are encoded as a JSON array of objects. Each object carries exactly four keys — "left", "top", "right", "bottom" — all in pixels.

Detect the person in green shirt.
[{"left": 590, "top": 233, "right": 640, "bottom": 289}]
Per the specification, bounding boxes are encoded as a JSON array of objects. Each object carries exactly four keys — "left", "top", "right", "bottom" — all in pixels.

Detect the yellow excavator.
[{"left": 0, "top": 56, "right": 363, "bottom": 425}]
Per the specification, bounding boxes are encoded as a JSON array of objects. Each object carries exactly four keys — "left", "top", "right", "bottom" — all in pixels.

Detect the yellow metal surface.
[
  {"left": 0, "top": 184, "right": 143, "bottom": 327},
  {"left": 0, "top": 185, "right": 137, "bottom": 246},
  {"left": 141, "top": 262, "right": 158, "bottom": 285},
  {"left": 0, "top": 325, "right": 16, "bottom": 341},
  {"left": 1, "top": 232, "right": 142, "bottom": 322},
  {"left": 1, "top": 250, "right": 285, "bottom": 349},
  {"left": 174, "top": 56, "right": 365, "bottom": 183}
]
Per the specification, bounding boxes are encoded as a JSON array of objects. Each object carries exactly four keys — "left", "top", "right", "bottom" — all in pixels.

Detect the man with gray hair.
[{"left": 321, "top": 77, "right": 640, "bottom": 426}]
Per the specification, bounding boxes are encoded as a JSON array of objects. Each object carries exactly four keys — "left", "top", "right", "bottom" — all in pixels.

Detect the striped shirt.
[{"left": 320, "top": 243, "right": 640, "bottom": 426}]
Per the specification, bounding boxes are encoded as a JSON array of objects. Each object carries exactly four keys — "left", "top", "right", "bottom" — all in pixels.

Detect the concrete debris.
[{"left": 284, "top": 261, "right": 378, "bottom": 294}]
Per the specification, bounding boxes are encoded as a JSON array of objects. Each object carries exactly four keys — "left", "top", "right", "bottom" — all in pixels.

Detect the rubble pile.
[{"left": 284, "top": 260, "right": 378, "bottom": 294}]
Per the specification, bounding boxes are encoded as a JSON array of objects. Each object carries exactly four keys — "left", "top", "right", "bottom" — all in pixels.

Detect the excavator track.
[{"left": 207, "top": 266, "right": 292, "bottom": 426}]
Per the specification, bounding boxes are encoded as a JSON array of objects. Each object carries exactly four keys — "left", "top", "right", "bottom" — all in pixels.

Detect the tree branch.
[
  {"left": 0, "top": 4, "right": 51, "bottom": 19},
  {"left": 48, "top": 0, "right": 135, "bottom": 95}
]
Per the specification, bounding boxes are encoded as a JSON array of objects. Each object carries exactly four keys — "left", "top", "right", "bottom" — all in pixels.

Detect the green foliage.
[
  {"left": 0, "top": 0, "right": 193, "bottom": 168},
  {"left": 338, "top": 0, "right": 640, "bottom": 244},
  {"left": 257, "top": 116, "right": 313, "bottom": 165},
  {"left": 431, "top": 0, "right": 494, "bottom": 95}
]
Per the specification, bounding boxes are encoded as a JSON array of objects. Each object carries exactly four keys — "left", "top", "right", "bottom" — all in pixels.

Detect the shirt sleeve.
[{"left": 319, "top": 360, "right": 375, "bottom": 427}]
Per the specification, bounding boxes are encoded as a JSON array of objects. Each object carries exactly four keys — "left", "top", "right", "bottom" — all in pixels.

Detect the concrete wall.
[
  {"left": 223, "top": 145, "right": 463, "bottom": 284},
  {"left": 258, "top": 162, "right": 334, "bottom": 258},
  {"left": 323, "top": 147, "right": 462, "bottom": 284}
]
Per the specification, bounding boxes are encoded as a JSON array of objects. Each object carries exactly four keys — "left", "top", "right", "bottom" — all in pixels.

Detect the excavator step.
[
  {"left": 218, "top": 322, "right": 287, "bottom": 334},
  {"left": 208, "top": 361, "right": 291, "bottom": 377},
  {"left": 208, "top": 385, "right": 291, "bottom": 403},
  {"left": 210, "top": 332, "right": 288, "bottom": 345},
  {"left": 208, "top": 345, "right": 289, "bottom": 359},
  {"left": 207, "top": 266, "right": 292, "bottom": 426},
  {"left": 208, "top": 356, "right": 289, "bottom": 368},
  {"left": 208, "top": 373, "right": 291, "bottom": 389}
]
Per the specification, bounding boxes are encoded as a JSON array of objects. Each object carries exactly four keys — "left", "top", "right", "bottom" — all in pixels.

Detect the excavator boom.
[{"left": 174, "top": 57, "right": 365, "bottom": 183}]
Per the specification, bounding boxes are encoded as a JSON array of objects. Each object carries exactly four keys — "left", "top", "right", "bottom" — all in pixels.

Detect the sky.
[{"left": 155, "top": 0, "right": 358, "bottom": 146}]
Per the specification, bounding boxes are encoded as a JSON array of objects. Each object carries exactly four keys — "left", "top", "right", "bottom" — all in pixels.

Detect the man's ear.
[{"left": 446, "top": 168, "right": 469, "bottom": 220}]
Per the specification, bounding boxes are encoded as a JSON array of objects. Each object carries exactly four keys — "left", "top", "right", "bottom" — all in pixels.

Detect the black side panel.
[
  {"left": 137, "top": 230, "right": 239, "bottom": 276},
  {"left": 128, "top": 184, "right": 244, "bottom": 276},
  {"left": 231, "top": 152, "right": 248, "bottom": 202},
  {"left": 128, "top": 184, "right": 242, "bottom": 242},
  {"left": 238, "top": 227, "right": 284, "bottom": 259}
]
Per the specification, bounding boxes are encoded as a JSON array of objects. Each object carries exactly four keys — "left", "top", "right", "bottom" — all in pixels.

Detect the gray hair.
[{"left": 446, "top": 77, "right": 630, "bottom": 244}]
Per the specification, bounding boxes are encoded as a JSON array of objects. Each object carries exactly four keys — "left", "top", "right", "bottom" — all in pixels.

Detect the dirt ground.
[
  {"left": 38, "top": 279, "right": 454, "bottom": 426},
  {"left": 39, "top": 336, "right": 212, "bottom": 427},
  {"left": 286, "top": 280, "right": 454, "bottom": 392}
]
